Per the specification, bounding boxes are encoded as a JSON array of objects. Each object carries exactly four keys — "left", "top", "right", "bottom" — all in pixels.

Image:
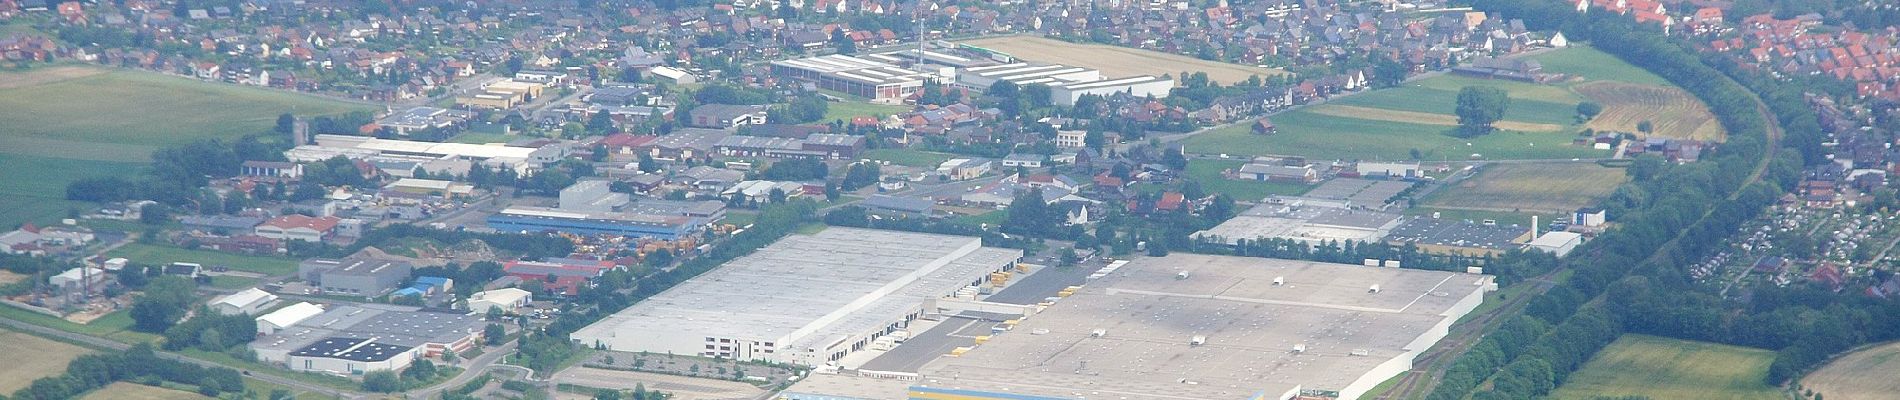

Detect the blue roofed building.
[{"left": 485, "top": 207, "right": 707, "bottom": 239}]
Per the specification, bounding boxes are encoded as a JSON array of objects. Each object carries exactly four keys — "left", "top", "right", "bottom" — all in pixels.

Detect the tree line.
[{"left": 10, "top": 343, "right": 246, "bottom": 400}]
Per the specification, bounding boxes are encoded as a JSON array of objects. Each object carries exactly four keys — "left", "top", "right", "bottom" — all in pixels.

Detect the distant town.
[{"left": 0, "top": 0, "right": 1898, "bottom": 400}]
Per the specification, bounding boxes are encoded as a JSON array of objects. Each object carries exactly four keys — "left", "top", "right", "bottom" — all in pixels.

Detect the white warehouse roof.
[
  {"left": 257, "top": 302, "right": 325, "bottom": 328},
  {"left": 213, "top": 288, "right": 277, "bottom": 309},
  {"left": 571, "top": 227, "right": 1022, "bottom": 363}
]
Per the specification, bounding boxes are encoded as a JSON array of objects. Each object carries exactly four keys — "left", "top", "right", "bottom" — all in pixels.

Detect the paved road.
[
  {"left": 410, "top": 340, "right": 519, "bottom": 398},
  {"left": 0, "top": 316, "right": 367, "bottom": 400}
]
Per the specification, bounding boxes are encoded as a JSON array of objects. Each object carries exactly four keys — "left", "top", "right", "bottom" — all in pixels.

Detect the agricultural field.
[
  {"left": 1548, "top": 335, "right": 1782, "bottom": 400},
  {"left": 1182, "top": 46, "right": 1721, "bottom": 161},
  {"left": 105, "top": 243, "right": 300, "bottom": 276},
  {"left": 78, "top": 382, "right": 211, "bottom": 400},
  {"left": 1801, "top": 340, "right": 1900, "bottom": 400},
  {"left": 958, "top": 36, "right": 1287, "bottom": 84},
  {"left": 0, "top": 327, "right": 95, "bottom": 393},
  {"left": 0, "top": 66, "right": 373, "bottom": 229},
  {"left": 1421, "top": 162, "right": 1627, "bottom": 214}
]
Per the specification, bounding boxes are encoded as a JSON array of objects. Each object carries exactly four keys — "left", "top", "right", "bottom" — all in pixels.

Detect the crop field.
[
  {"left": 1422, "top": 162, "right": 1626, "bottom": 214},
  {"left": 1576, "top": 82, "right": 1725, "bottom": 141},
  {"left": 1801, "top": 340, "right": 1900, "bottom": 400},
  {"left": 106, "top": 243, "right": 300, "bottom": 276},
  {"left": 0, "top": 66, "right": 371, "bottom": 229},
  {"left": 78, "top": 382, "right": 211, "bottom": 400},
  {"left": 0, "top": 328, "right": 94, "bottom": 393},
  {"left": 1549, "top": 335, "right": 1781, "bottom": 400},
  {"left": 958, "top": 36, "right": 1287, "bottom": 84},
  {"left": 1304, "top": 105, "right": 1566, "bottom": 132},
  {"left": 1529, "top": 45, "right": 1672, "bottom": 87}
]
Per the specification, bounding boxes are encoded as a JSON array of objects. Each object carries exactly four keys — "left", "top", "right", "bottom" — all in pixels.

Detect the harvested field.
[
  {"left": 1576, "top": 81, "right": 1725, "bottom": 141},
  {"left": 0, "top": 66, "right": 106, "bottom": 90},
  {"left": 0, "top": 270, "right": 25, "bottom": 286},
  {"left": 553, "top": 367, "right": 764, "bottom": 400},
  {"left": 0, "top": 327, "right": 95, "bottom": 393},
  {"left": 78, "top": 382, "right": 211, "bottom": 400},
  {"left": 959, "top": 36, "right": 1286, "bottom": 84},
  {"left": 1801, "top": 340, "right": 1900, "bottom": 400},
  {"left": 1305, "top": 105, "right": 1566, "bottom": 132},
  {"left": 1422, "top": 162, "right": 1626, "bottom": 214}
]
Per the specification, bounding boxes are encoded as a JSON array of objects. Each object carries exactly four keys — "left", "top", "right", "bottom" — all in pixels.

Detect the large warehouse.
[
  {"left": 912, "top": 254, "right": 1494, "bottom": 400},
  {"left": 1193, "top": 200, "right": 1405, "bottom": 246},
  {"left": 251, "top": 303, "right": 486, "bottom": 374},
  {"left": 955, "top": 62, "right": 1173, "bottom": 106},
  {"left": 570, "top": 227, "right": 1022, "bottom": 366},
  {"left": 485, "top": 206, "right": 708, "bottom": 239},
  {"left": 769, "top": 54, "right": 936, "bottom": 101}
]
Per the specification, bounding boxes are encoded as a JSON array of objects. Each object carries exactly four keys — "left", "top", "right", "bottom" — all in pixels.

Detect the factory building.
[
  {"left": 297, "top": 257, "right": 414, "bottom": 296},
  {"left": 251, "top": 303, "right": 486, "bottom": 374},
  {"left": 1046, "top": 75, "right": 1174, "bottom": 106},
  {"left": 570, "top": 228, "right": 1022, "bottom": 367},
  {"left": 908, "top": 254, "right": 1494, "bottom": 400},
  {"left": 209, "top": 288, "right": 278, "bottom": 315},
  {"left": 770, "top": 55, "right": 935, "bottom": 101},
  {"left": 956, "top": 63, "right": 1172, "bottom": 106},
  {"left": 486, "top": 207, "right": 706, "bottom": 239}
]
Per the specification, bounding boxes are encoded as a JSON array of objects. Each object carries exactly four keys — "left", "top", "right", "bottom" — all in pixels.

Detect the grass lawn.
[
  {"left": 955, "top": 210, "right": 1008, "bottom": 227},
  {"left": 1185, "top": 159, "right": 1315, "bottom": 201},
  {"left": 722, "top": 211, "right": 758, "bottom": 227},
  {"left": 821, "top": 101, "right": 908, "bottom": 123},
  {"left": 78, "top": 382, "right": 211, "bottom": 400},
  {"left": 177, "top": 349, "right": 363, "bottom": 392},
  {"left": 1529, "top": 46, "right": 1672, "bottom": 87},
  {"left": 1421, "top": 162, "right": 1627, "bottom": 214},
  {"left": 0, "top": 304, "right": 158, "bottom": 343},
  {"left": 1183, "top": 110, "right": 1605, "bottom": 161},
  {"left": 106, "top": 243, "right": 300, "bottom": 276},
  {"left": 0, "top": 327, "right": 96, "bottom": 393},
  {"left": 863, "top": 148, "right": 956, "bottom": 168},
  {"left": 446, "top": 131, "right": 519, "bottom": 144},
  {"left": 1331, "top": 77, "right": 1583, "bottom": 126},
  {"left": 1548, "top": 334, "right": 1782, "bottom": 400},
  {"left": 0, "top": 66, "right": 372, "bottom": 229}
]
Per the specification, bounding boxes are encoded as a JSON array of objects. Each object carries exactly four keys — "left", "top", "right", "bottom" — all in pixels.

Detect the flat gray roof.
[
  {"left": 915, "top": 254, "right": 1493, "bottom": 400},
  {"left": 1194, "top": 202, "right": 1403, "bottom": 245},
  {"left": 572, "top": 227, "right": 1022, "bottom": 356},
  {"left": 252, "top": 303, "right": 485, "bottom": 355}
]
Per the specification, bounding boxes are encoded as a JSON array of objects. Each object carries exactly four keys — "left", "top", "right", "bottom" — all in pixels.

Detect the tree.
[
  {"left": 361, "top": 370, "right": 400, "bottom": 392},
  {"left": 1371, "top": 55, "right": 1407, "bottom": 88},
  {"left": 139, "top": 203, "right": 169, "bottom": 225},
  {"left": 275, "top": 113, "right": 296, "bottom": 135},
  {"left": 485, "top": 323, "right": 507, "bottom": 345},
  {"left": 129, "top": 277, "right": 195, "bottom": 332},
  {"left": 1637, "top": 120, "right": 1655, "bottom": 136},
  {"left": 830, "top": 28, "right": 857, "bottom": 54},
  {"left": 404, "top": 359, "right": 439, "bottom": 381},
  {"left": 595, "top": 389, "right": 623, "bottom": 400},
  {"left": 1576, "top": 102, "right": 1603, "bottom": 120},
  {"left": 1454, "top": 86, "right": 1509, "bottom": 137}
]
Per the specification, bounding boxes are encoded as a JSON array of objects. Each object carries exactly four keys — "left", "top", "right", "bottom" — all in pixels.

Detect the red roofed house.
[
  {"left": 254, "top": 215, "right": 341, "bottom": 242},
  {"left": 1156, "top": 192, "right": 1186, "bottom": 212}
]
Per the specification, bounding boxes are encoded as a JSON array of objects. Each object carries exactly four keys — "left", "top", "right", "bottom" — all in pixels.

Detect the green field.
[
  {"left": 1549, "top": 334, "right": 1783, "bottom": 400},
  {"left": 0, "top": 66, "right": 373, "bottom": 229},
  {"left": 0, "top": 304, "right": 155, "bottom": 344},
  {"left": 1181, "top": 46, "right": 1703, "bottom": 161},
  {"left": 106, "top": 243, "right": 300, "bottom": 276},
  {"left": 863, "top": 148, "right": 956, "bottom": 168},
  {"left": 0, "top": 327, "right": 95, "bottom": 393},
  {"left": 1186, "top": 159, "right": 1315, "bottom": 200},
  {"left": 822, "top": 101, "right": 908, "bottom": 123},
  {"left": 1184, "top": 111, "right": 1601, "bottom": 161}
]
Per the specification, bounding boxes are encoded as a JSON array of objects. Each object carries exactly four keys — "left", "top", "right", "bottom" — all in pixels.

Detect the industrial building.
[
  {"left": 570, "top": 227, "right": 1023, "bottom": 366},
  {"left": 298, "top": 257, "right": 414, "bottom": 296},
  {"left": 1193, "top": 200, "right": 1405, "bottom": 246},
  {"left": 209, "top": 288, "right": 278, "bottom": 315},
  {"left": 910, "top": 254, "right": 1495, "bottom": 400},
  {"left": 1528, "top": 231, "right": 1584, "bottom": 257},
  {"left": 251, "top": 303, "right": 486, "bottom": 374},
  {"left": 956, "top": 63, "right": 1173, "bottom": 106},
  {"left": 288, "top": 134, "right": 560, "bottom": 176},
  {"left": 486, "top": 206, "right": 707, "bottom": 239},
  {"left": 467, "top": 288, "right": 532, "bottom": 314},
  {"left": 256, "top": 302, "right": 325, "bottom": 335},
  {"left": 770, "top": 54, "right": 936, "bottom": 101}
]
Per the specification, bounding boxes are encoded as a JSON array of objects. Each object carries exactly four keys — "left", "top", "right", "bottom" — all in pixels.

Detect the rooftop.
[
  {"left": 572, "top": 227, "right": 1022, "bottom": 357},
  {"left": 1385, "top": 218, "right": 1531, "bottom": 251},
  {"left": 289, "top": 337, "right": 414, "bottom": 362},
  {"left": 917, "top": 254, "right": 1493, "bottom": 400}
]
